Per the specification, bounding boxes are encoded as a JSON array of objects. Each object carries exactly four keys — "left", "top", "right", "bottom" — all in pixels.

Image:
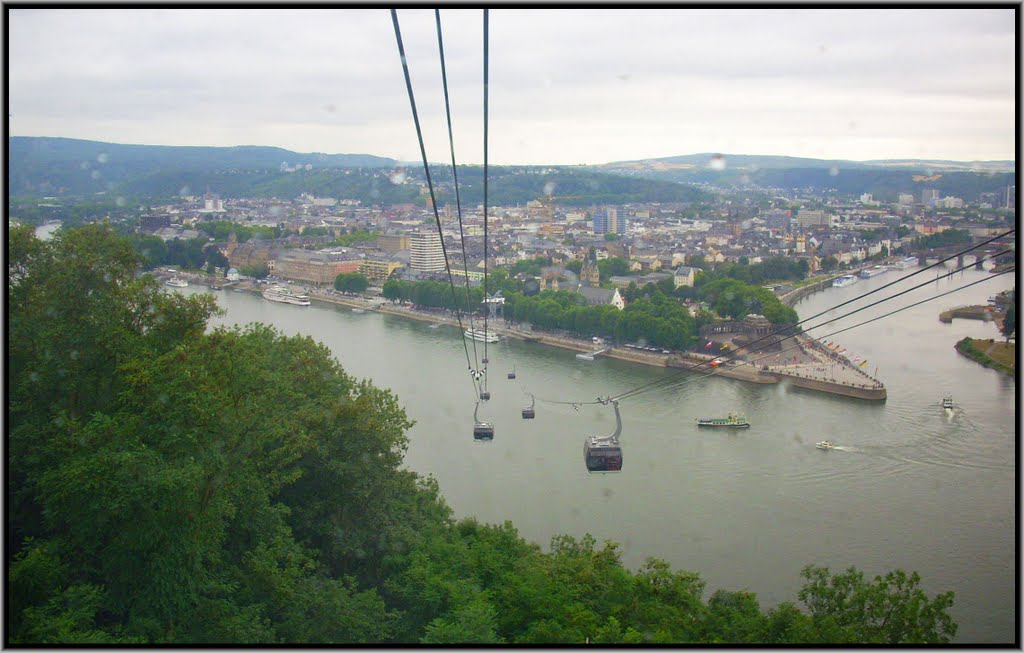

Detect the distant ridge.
[{"left": 601, "top": 152, "right": 1014, "bottom": 173}]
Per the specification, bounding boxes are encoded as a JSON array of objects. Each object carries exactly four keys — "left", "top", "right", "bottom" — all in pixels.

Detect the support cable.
[
  {"left": 482, "top": 8, "right": 490, "bottom": 396},
  {"left": 608, "top": 230, "right": 1014, "bottom": 402},
  {"left": 613, "top": 248, "right": 1014, "bottom": 402},
  {"left": 391, "top": 9, "right": 479, "bottom": 399},
  {"left": 635, "top": 268, "right": 1015, "bottom": 400},
  {"left": 434, "top": 9, "right": 481, "bottom": 372}
]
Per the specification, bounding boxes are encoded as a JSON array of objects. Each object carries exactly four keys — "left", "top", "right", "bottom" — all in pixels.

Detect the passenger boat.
[
  {"left": 464, "top": 328, "right": 500, "bottom": 343},
  {"left": 696, "top": 413, "right": 750, "bottom": 428},
  {"left": 895, "top": 256, "right": 918, "bottom": 269},
  {"left": 575, "top": 353, "right": 595, "bottom": 361},
  {"left": 262, "top": 285, "right": 311, "bottom": 306},
  {"left": 942, "top": 396, "right": 954, "bottom": 410},
  {"left": 351, "top": 307, "right": 366, "bottom": 314},
  {"left": 816, "top": 440, "right": 837, "bottom": 450},
  {"left": 859, "top": 265, "right": 888, "bottom": 279},
  {"left": 832, "top": 274, "right": 858, "bottom": 288},
  {"left": 165, "top": 277, "right": 189, "bottom": 288}
]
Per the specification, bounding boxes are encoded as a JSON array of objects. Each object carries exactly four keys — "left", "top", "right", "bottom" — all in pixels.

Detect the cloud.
[{"left": 8, "top": 8, "right": 1016, "bottom": 164}]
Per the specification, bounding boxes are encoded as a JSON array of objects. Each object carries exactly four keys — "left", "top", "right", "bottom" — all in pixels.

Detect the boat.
[
  {"left": 576, "top": 353, "right": 595, "bottom": 361},
  {"left": 832, "top": 274, "right": 858, "bottom": 288},
  {"left": 351, "top": 307, "right": 366, "bottom": 314},
  {"left": 859, "top": 265, "right": 888, "bottom": 279},
  {"left": 816, "top": 440, "right": 837, "bottom": 450},
  {"left": 895, "top": 256, "right": 918, "bottom": 269},
  {"left": 942, "top": 396, "right": 954, "bottom": 410},
  {"left": 209, "top": 283, "right": 223, "bottom": 290},
  {"left": 165, "top": 277, "right": 189, "bottom": 288},
  {"left": 696, "top": 413, "right": 750, "bottom": 428},
  {"left": 262, "top": 285, "right": 311, "bottom": 306},
  {"left": 464, "top": 328, "right": 499, "bottom": 343}
]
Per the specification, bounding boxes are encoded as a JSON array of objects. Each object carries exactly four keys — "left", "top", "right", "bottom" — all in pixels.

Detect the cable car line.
[
  {"left": 435, "top": 9, "right": 481, "bottom": 374},
  {"left": 391, "top": 9, "right": 480, "bottom": 400},
  {"left": 481, "top": 9, "right": 491, "bottom": 399},
  {"left": 614, "top": 263, "right": 1015, "bottom": 403}
]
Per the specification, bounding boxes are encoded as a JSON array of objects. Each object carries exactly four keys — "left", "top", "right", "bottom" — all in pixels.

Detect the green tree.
[
  {"left": 798, "top": 565, "right": 957, "bottom": 644},
  {"left": 334, "top": 272, "right": 369, "bottom": 294},
  {"left": 1001, "top": 299, "right": 1015, "bottom": 341}
]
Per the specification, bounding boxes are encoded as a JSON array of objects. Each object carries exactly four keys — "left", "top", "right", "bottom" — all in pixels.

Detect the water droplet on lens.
[
  {"left": 80, "top": 161, "right": 90, "bottom": 170},
  {"left": 115, "top": 196, "right": 126, "bottom": 206},
  {"left": 179, "top": 186, "right": 191, "bottom": 196},
  {"left": 389, "top": 169, "right": 407, "bottom": 184},
  {"left": 543, "top": 181, "right": 556, "bottom": 196},
  {"left": 828, "top": 167, "right": 839, "bottom": 176},
  {"left": 709, "top": 154, "right": 726, "bottom": 171},
  {"left": 97, "top": 153, "right": 108, "bottom": 163},
  {"left": 69, "top": 350, "right": 79, "bottom": 360}
]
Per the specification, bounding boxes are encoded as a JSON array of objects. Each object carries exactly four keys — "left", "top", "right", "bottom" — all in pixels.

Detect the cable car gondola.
[
  {"left": 507, "top": 366, "right": 516, "bottom": 380},
  {"left": 480, "top": 390, "right": 490, "bottom": 401},
  {"left": 521, "top": 394, "right": 535, "bottom": 419},
  {"left": 473, "top": 402, "right": 494, "bottom": 441},
  {"left": 584, "top": 399, "right": 622, "bottom": 472}
]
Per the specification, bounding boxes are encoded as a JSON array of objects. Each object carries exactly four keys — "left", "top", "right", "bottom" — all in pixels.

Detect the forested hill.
[
  {"left": 8, "top": 137, "right": 714, "bottom": 206},
  {"left": 7, "top": 223, "right": 959, "bottom": 645},
  {"left": 9, "top": 136, "right": 397, "bottom": 197}
]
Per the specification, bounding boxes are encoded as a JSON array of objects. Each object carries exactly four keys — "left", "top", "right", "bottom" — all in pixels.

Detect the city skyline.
[{"left": 8, "top": 8, "right": 1017, "bottom": 165}]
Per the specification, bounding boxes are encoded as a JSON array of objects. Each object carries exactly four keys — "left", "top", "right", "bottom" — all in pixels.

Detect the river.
[{"left": 177, "top": 265, "right": 1015, "bottom": 643}]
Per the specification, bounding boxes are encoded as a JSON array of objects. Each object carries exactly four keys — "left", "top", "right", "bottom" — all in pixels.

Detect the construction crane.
[{"left": 538, "top": 195, "right": 585, "bottom": 236}]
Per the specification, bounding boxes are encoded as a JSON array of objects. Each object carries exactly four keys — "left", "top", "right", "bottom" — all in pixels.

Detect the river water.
[{"left": 176, "top": 266, "right": 1015, "bottom": 643}]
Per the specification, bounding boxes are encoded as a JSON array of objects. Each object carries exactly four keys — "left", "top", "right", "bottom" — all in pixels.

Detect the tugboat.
[
  {"left": 816, "top": 440, "right": 837, "bottom": 450},
  {"left": 942, "top": 396, "right": 954, "bottom": 410},
  {"left": 696, "top": 413, "right": 750, "bottom": 429}
]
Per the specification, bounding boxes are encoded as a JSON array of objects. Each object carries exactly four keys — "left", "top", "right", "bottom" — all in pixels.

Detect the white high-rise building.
[{"left": 410, "top": 231, "right": 446, "bottom": 273}]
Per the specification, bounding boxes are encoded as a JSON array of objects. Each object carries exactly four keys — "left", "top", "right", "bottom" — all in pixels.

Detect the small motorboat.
[
  {"left": 942, "top": 396, "right": 954, "bottom": 410},
  {"left": 816, "top": 440, "right": 837, "bottom": 450}
]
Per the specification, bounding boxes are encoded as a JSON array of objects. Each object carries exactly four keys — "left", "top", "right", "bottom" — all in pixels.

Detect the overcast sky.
[{"left": 8, "top": 8, "right": 1018, "bottom": 165}]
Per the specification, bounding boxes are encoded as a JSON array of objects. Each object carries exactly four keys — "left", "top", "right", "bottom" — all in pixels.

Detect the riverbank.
[{"left": 955, "top": 337, "right": 1016, "bottom": 377}]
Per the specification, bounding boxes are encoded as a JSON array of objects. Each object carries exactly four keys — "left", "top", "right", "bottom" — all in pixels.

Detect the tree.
[
  {"left": 798, "top": 565, "right": 957, "bottom": 644},
  {"left": 334, "top": 272, "right": 369, "bottom": 294},
  {"left": 240, "top": 263, "right": 269, "bottom": 279},
  {"left": 1001, "top": 300, "right": 1015, "bottom": 341}
]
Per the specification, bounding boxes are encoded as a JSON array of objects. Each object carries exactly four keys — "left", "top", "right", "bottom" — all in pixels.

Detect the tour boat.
[
  {"left": 859, "top": 265, "right": 888, "bottom": 279},
  {"left": 464, "top": 328, "right": 500, "bottom": 343},
  {"left": 165, "top": 277, "right": 189, "bottom": 288},
  {"left": 696, "top": 413, "right": 750, "bottom": 428},
  {"left": 832, "top": 274, "right": 858, "bottom": 288},
  {"left": 262, "top": 285, "right": 310, "bottom": 306},
  {"left": 895, "top": 256, "right": 918, "bottom": 269}
]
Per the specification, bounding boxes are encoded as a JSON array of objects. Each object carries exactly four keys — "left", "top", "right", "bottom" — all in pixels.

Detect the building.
[
  {"left": 577, "top": 286, "right": 625, "bottom": 310},
  {"left": 794, "top": 210, "right": 829, "bottom": 229},
  {"left": 272, "top": 249, "right": 363, "bottom": 285},
  {"left": 359, "top": 257, "right": 404, "bottom": 284},
  {"left": 922, "top": 188, "right": 940, "bottom": 207},
  {"left": 377, "top": 233, "right": 411, "bottom": 254},
  {"left": 1006, "top": 185, "right": 1016, "bottom": 209},
  {"left": 673, "top": 265, "right": 698, "bottom": 288},
  {"left": 898, "top": 193, "right": 916, "bottom": 206},
  {"left": 762, "top": 209, "right": 791, "bottom": 233},
  {"left": 580, "top": 259, "right": 601, "bottom": 287},
  {"left": 409, "top": 231, "right": 446, "bottom": 273},
  {"left": 593, "top": 207, "right": 626, "bottom": 235}
]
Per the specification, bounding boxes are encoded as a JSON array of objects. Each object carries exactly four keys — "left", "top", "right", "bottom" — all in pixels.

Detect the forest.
[{"left": 7, "top": 224, "right": 957, "bottom": 644}]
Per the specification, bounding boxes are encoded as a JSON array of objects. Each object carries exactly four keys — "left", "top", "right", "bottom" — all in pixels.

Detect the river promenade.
[{"left": 162, "top": 271, "right": 885, "bottom": 400}]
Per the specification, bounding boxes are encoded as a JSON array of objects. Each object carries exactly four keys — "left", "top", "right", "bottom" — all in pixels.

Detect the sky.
[{"left": 7, "top": 8, "right": 1018, "bottom": 165}]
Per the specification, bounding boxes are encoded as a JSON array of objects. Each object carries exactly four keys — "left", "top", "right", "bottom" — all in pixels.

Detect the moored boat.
[
  {"left": 895, "top": 256, "right": 918, "bottom": 269},
  {"left": 262, "top": 285, "right": 310, "bottom": 306},
  {"left": 696, "top": 412, "right": 750, "bottom": 428},
  {"left": 832, "top": 274, "right": 858, "bottom": 288},
  {"left": 859, "top": 265, "right": 888, "bottom": 279},
  {"left": 165, "top": 277, "right": 189, "bottom": 288},
  {"left": 465, "top": 328, "right": 500, "bottom": 343}
]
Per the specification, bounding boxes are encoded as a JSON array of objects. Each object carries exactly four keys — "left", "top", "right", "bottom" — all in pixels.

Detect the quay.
[{"left": 160, "top": 271, "right": 886, "bottom": 400}]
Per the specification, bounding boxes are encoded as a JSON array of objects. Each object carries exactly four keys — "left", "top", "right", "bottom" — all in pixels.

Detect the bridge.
[{"left": 911, "top": 238, "right": 1014, "bottom": 271}]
